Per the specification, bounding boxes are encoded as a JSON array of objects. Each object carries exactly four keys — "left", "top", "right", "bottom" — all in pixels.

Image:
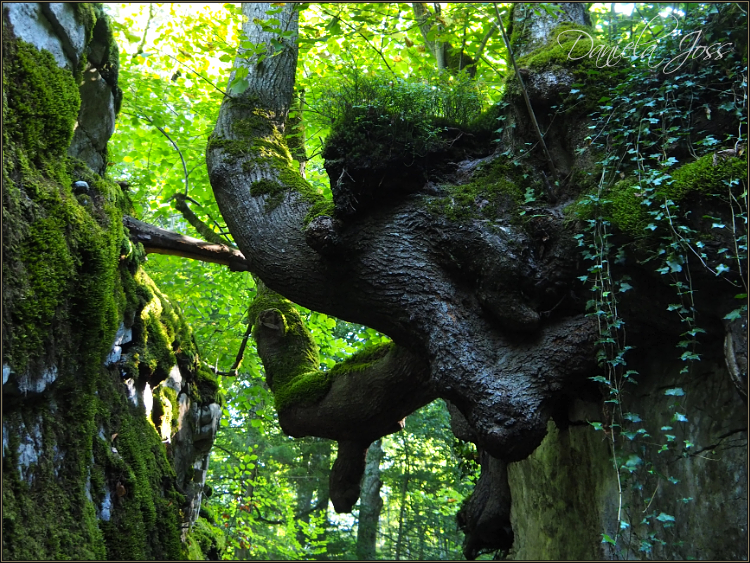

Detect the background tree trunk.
[{"left": 355, "top": 439, "right": 385, "bottom": 560}]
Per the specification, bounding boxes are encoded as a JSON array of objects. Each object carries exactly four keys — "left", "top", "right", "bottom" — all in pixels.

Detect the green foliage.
[
  {"left": 578, "top": 153, "right": 748, "bottom": 239},
  {"left": 319, "top": 70, "right": 486, "bottom": 165},
  {"left": 375, "top": 400, "right": 475, "bottom": 559},
  {"left": 297, "top": 2, "right": 505, "bottom": 175},
  {"left": 108, "top": 3, "right": 240, "bottom": 237},
  {"left": 316, "top": 69, "right": 484, "bottom": 129}
]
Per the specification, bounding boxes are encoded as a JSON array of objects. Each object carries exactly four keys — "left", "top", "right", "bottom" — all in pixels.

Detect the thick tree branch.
[
  {"left": 123, "top": 216, "right": 251, "bottom": 272},
  {"left": 250, "top": 287, "right": 435, "bottom": 512}
]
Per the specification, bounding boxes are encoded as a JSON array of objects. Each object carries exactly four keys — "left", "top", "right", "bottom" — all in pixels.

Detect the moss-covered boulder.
[{"left": 2, "top": 4, "right": 222, "bottom": 559}]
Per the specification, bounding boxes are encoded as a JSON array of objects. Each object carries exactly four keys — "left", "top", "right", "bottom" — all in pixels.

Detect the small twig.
[
  {"left": 157, "top": 49, "right": 231, "bottom": 98},
  {"left": 142, "top": 116, "right": 190, "bottom": 196},
  {"left": 205, "top": 319, "right": 254, "bottom": 377},
  {"left": 170, "top": 193, "right": 230, "bottom": 246},
  {"left": 642, "top": 481, "right": 659, "bottom": 513},
  {"left": 478, "top": 54, "right": 504, "bottom": 78}
]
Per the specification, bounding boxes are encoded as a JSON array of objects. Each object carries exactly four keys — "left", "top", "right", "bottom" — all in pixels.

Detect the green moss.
[
  {"left": 465, "top": 102, "right": 504, "bottom": 135},
  {"left": 249, "top": 178, "right": 287, "bottom": 210},
  {"left": 119, "top": 268, "right": 219, "bottom": 405},
  {"left": 248, "top": 286, "right": 337, "bottom": 411},
  {"left": 304, "top": 199, "right": 336, "bottom": 226},
  {"left": 571, "top": 154, "right": 748, "bottom": 238},
  {"left": 671, "top": 153, "right": 747, "bottom": 198},
  {"left": 75, "top": 3, "right": 98, "bottom": 45},
  {"left": 607, "top": 179, "right": 650, "bottom": 237},
  {"left": 121, "top": 270, "right": 176, "bottom": 381},
  {"left": 156, "top": 384, "right": 180, "bottom": 437},
  {"left": 193, "top": 365, "right": 221, "bottom": 405},
  {"left": 5, "top": 42, "right": 80, "bottom": 162},
  {"left": 518, "top": 23, "right": 602, "bottom": 69},
  {"left": 184, "top": 514, "right": 226, "bottom": 560},
  {"left": 249, "top": 287, "right": 323, "bottom": 411},
  {"left": 329, "top": 342, "right": 393, "bottom": 377},
  {"left": 250, "top": 286, "right": 397, "bottom": 413},
  {"left": 274, "top": 368, "right": 334, "bottom": 411},
  {"left": 93, "top": 393, "right": 185, "bottom": 560},
  {"left": 211, "top": 106, "right": 331, "bottom": 226},
  {"left": 2, "top": 407, "right": 108, "bottom": 560},
  {"left": 427, "top": 155, "right": 531, "bottom": 222}
]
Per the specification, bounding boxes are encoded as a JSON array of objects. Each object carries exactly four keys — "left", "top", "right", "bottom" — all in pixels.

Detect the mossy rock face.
[
  {"left": 2, "top": 9, "right": 217, "bottom": 559},
  {"left": 119, "top": 268, "right": 218, "bottom": 406},
  {"left": 4, "top": 41, "right": 80, "bottom": 162},
  {"left": 184, "top": 514, "right": 226, "bottom": 560}
]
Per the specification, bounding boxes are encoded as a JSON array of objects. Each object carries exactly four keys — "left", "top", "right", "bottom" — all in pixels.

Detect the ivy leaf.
[
  {"left": 656, "top": 512, "right": 675, "bottom": 523},
  {"left": 666, "top": 260, "right": 682, "bottom": 273},
  {"left": 624, "top": 454, "right": 642, "bottom": 469},
  {"left": 601, "top": 534, "right": 617, "bottom": 546},
  {"left": 724, "top": 308, "right": 743, "bottom": 321}
]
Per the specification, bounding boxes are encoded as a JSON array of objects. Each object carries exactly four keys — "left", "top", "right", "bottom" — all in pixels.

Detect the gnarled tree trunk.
[{"left": 208, "top": 0, "right": 598, "bottom": 481}]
